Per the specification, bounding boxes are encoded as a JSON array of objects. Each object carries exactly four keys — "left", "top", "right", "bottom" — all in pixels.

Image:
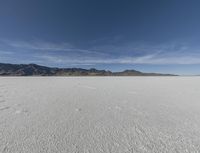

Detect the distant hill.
[{"left": 0, "top": 63, "right": 177, "bottom": 76}]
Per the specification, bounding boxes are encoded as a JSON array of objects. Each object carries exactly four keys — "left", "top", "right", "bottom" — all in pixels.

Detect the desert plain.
[{"left": 0, "top": 77, "right": 200, "bottom": 153}]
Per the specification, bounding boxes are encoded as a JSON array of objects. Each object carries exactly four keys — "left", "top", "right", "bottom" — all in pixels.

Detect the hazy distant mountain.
[{"left": 0, "top": 63, "right": 176, "bottom": 76}]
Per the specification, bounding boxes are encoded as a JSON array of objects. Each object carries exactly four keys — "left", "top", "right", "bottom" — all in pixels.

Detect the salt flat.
[{"left": 0, "top": 77, "right": 200, "bottom": 153}]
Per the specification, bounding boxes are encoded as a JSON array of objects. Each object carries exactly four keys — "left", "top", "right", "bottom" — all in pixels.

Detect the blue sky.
[{"left": 0, "top": 0, "right": 200, "bottom": 75}]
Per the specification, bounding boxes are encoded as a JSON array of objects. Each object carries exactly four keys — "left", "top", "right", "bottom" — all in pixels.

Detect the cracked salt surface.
[{"left": 0, "top": 77, "right": 200, "bottom": 153}]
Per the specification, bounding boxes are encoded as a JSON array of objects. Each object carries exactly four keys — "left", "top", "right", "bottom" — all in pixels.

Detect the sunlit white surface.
[{"left": 0, "top": 77, "right": 200, "bottom": 153}]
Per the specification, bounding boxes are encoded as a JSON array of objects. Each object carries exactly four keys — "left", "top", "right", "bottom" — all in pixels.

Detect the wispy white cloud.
[
  {"left": 0, "top": 50, "right": 13, "bottom": 55},
  {"left": 119, "top": 55, "right": 200, "bottom": 65},
  {"left": 1, "top": 39, "right": 200, "bottom": 65},
  {"left": 35, "top": 52, "right": 200, "bottom": 65},
  {"left": 1, "top": 39, "right": 72, "bottom": 51},
  {"left": 0, "top": 39, "right": 108, "bottom": 56}
]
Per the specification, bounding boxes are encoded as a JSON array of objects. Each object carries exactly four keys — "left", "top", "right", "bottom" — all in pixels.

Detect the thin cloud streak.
[
  {"left": 2, "top": 39, "right": 200, "bottom": 66},
  {"left": 36, "top": 53, "right": 200, "bottom": 65},
  {"left": 0, "top": 39, "right": 108, "bottom": 56},
  {"left": 0, "top": 50, "right": 13, "bottom": 55}
]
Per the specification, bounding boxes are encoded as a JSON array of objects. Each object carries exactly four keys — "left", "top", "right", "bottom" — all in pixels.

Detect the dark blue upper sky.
[{"left": 1, "top": 0, "right": 200, "bottom": 74}]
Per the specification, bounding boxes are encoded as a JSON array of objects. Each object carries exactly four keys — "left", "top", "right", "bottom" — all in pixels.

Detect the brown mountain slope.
[{"left": 0, "top": 63, "right": 177, "bottom": 76}]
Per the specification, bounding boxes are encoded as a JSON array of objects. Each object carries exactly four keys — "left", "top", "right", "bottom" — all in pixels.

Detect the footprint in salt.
[
  {"left": 1, "top": 145, "right": 8, "bottom": 152},
  {"left": 0, "top": 106, "right": 10, "bottom": 111},
  {"left": 15, "top": 109, "right": 28, "bottom": 115},
  {"left": 75, "top": 108, "right": 82, "bottom": 112}
]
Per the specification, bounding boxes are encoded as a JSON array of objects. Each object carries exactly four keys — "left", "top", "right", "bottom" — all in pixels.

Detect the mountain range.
[{"left": 0, "top": 63, "right": 177, "bottom": 76}]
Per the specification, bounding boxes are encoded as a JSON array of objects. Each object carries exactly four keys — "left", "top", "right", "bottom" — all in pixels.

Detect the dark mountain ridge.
[{"left": 0, "top": 63, "right": 177, "bottom": 76}]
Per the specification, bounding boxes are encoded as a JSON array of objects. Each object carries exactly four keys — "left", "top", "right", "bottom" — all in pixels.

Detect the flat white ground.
[{"left": 0, "top": 77, "right": 200, "bottom": 153}]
